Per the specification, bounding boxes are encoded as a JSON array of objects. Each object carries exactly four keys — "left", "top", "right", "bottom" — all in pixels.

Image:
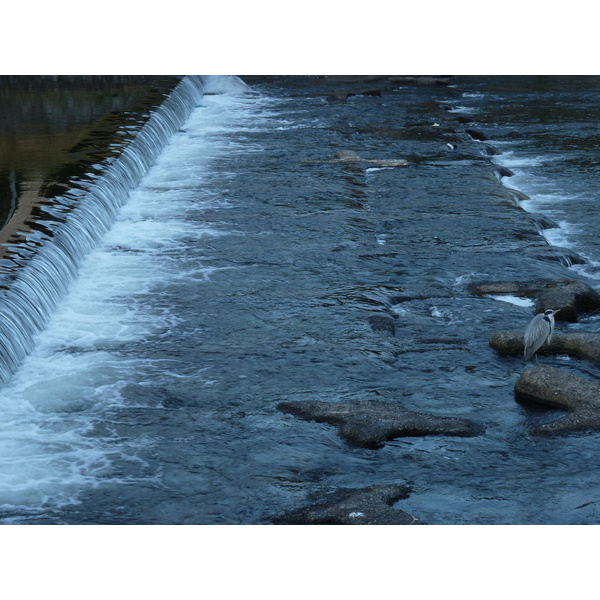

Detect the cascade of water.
[{"left": 0, "top": 76, "right": 207, "bottom": 383}]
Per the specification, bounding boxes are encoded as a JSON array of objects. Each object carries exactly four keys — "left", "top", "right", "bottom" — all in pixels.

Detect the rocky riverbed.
[{"left": 255, "top": 76, "right": 600, "bottom": 525}]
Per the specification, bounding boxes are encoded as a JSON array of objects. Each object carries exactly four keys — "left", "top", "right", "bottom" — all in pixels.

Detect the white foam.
[
  {"left": 571, "top": 261, "right": 600, "bottom": 282},
  {"left": 487, "top": 295, "right": 535, "bottom": 308},
  {"left": 492, "top": 151, "right": 550, "bottom": 169},
  {"left": 366, "top": 167, "right": 392, "bottom": 173},
  {"left": 0, "top": 78, "right": 270, "bottom": 515},
  {"left": 542, "top": 220, "right": 578, "bottom": 247},
  {"left": 431, "top": 306, "right": 454, "bottom": 321},
  {"left": 202, "top": 75, "right": 253, "bottom": 95},
  {"left": 448, "top": 105, "right": 479, "bottom": 114},
  {"left": 492, "top": 147, "right": 588, "bottom": 267}
]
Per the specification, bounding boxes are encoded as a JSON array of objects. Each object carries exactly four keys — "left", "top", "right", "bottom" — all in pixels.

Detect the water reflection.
[{"left": 0, "top": 76, "right": 179, "bottom": 236}]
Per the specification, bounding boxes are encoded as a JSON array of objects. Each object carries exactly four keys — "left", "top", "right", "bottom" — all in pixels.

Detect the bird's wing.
[{"left": 523, "top": 314, "right": 551, "bottom": 360}]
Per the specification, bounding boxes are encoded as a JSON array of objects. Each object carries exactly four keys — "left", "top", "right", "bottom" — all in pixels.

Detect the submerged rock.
[
  {"left": 388, "top": 76, "right": 450, "bottom": 86},
  {"left": 490, "top": 331, "right": 600, "bottom": 367},
  {"left": 326, "top": 88, "right": 382, "bottom": 103},
  {"left": 526, "top": 213, "right": 560, "bottom": 231},
  {"left": 367, "top": 314, "right": 396, "bottom": 335},
  {"left": 301, "top": 150, "right": 409, "bottom": 168},
  {"left": 277, "top": 400, "right": 484, "bottom": 448},
  {"left": 467, "top": 279, "right": 600, "bottom": 322},
  {"left": 326, "top": 92, "right": 349, "bottom": 103},
  {"left": 271, "top": 484, "right": 422, "bottom": 525},
  {"left": 515, "top": 365, "right": 600, "bottom": 435}
]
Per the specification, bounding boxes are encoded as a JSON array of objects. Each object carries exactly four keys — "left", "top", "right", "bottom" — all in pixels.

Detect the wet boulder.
[
  {"left": 270, "top": 484, "right": 422, "bottom": 525},
  {"left": 533, "top": 280, "right": 600, "bottom": 320},
  {"left": 495, "top": 166, "right": 514, "bottom": 178},
  {"left": 489, "top": 331, "right": 600, "bottom": 367},
  {"left": 467, "top": 278, "right": 600, "bottom": 322},
  {"left": 277, "top": 400, "right": 484, "bottom": 449},
  {"left": 465, "top": 129, "right": 488, "bottom": 141},
  {"left": 526, "top": 213, "right": 559, "bottom": 232},
  {"left": 515, "top": 365, "right": 600, "bottom": 435}
]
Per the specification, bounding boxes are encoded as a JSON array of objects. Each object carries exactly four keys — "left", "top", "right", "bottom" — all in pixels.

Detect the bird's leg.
[{"left": 535, "top": 354, "right": 539, "bottom": 365}]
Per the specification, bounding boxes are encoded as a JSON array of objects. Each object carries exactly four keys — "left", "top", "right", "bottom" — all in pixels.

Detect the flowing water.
[{"left": 1, "top": 75, "right": 600, "bottom": 524}]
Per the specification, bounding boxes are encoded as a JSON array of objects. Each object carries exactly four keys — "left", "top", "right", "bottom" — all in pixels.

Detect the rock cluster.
[
  {"left": 468, "top": 279, "right": 600, "bottom": 322},
  {"left": 488, "top": 307, "right": 600, "bottom": 435},
  {"left": 453, "top": 99, "right": 600, "bottom": 445}
]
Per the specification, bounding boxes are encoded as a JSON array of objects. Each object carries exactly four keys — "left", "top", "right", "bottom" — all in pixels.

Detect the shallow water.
[{"left": 1, "top": 75, "right": 600, "bottom": 524}]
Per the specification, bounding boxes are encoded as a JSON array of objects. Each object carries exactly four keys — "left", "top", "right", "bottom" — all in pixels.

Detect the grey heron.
[{"left": 523, "top": 309, "right": 560, "bottom": 363}]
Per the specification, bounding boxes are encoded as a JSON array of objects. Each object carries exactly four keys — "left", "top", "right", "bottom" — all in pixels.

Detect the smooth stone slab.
[
  {"left": 515, "top": 365, "right": 600, "bottom": 435},
  {"left": 489, "top": 330, "right": 600, "bottom": 367},
  {"left": 270, "top": 484, "right": 422, "bottom": 525},
  {"left": 277, "top": 400, "right": 484, "bottom": 449}
]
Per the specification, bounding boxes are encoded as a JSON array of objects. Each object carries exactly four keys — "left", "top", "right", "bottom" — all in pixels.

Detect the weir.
[{"left": 0, "top": 76, "right": 207, "bottom": 383}]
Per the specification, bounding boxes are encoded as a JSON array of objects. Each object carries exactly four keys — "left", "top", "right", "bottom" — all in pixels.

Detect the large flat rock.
[
  {"left": 277, "top": 400, "right": 484, "bottom": 449},
  {"left": 270, "top": 484, "right": 422, "bottom": 525},
  {"left": 515, "top": 365, "right": 600, "bottom": 435},
  {"left": 490, "top": 330, "right": 600, "bottom": 366}
]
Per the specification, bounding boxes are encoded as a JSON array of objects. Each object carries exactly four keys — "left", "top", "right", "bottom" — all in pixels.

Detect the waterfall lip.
[{"left": 0, "top": 75, "right": 208, "bottom": 383}]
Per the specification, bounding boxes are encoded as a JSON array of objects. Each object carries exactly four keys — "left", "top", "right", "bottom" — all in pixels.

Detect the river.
[{"left": 0, "top": 75, "right": 599, "bottom": 524}]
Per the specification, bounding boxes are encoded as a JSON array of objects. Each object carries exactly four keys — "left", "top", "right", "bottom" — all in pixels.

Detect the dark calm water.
[{"left": 1, "top": 75, "right": 600, "bottom": 524}]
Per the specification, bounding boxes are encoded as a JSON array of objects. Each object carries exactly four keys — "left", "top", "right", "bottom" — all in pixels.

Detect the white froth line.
[{"left": 487, "top": 295, "right": 535, "bottom": 308}]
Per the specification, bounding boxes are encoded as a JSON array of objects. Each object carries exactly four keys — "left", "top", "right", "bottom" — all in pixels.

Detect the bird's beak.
[{"left": 553, "top": 309, "right": 561, "bottom": 315}]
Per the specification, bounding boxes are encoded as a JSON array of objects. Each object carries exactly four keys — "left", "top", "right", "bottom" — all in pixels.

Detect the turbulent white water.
[
  {"left": 0, "top": 76, "right": 270, "bottom": 519},
  {"left": 491, "top": 149, "right": 596, "bottom": 267}
]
